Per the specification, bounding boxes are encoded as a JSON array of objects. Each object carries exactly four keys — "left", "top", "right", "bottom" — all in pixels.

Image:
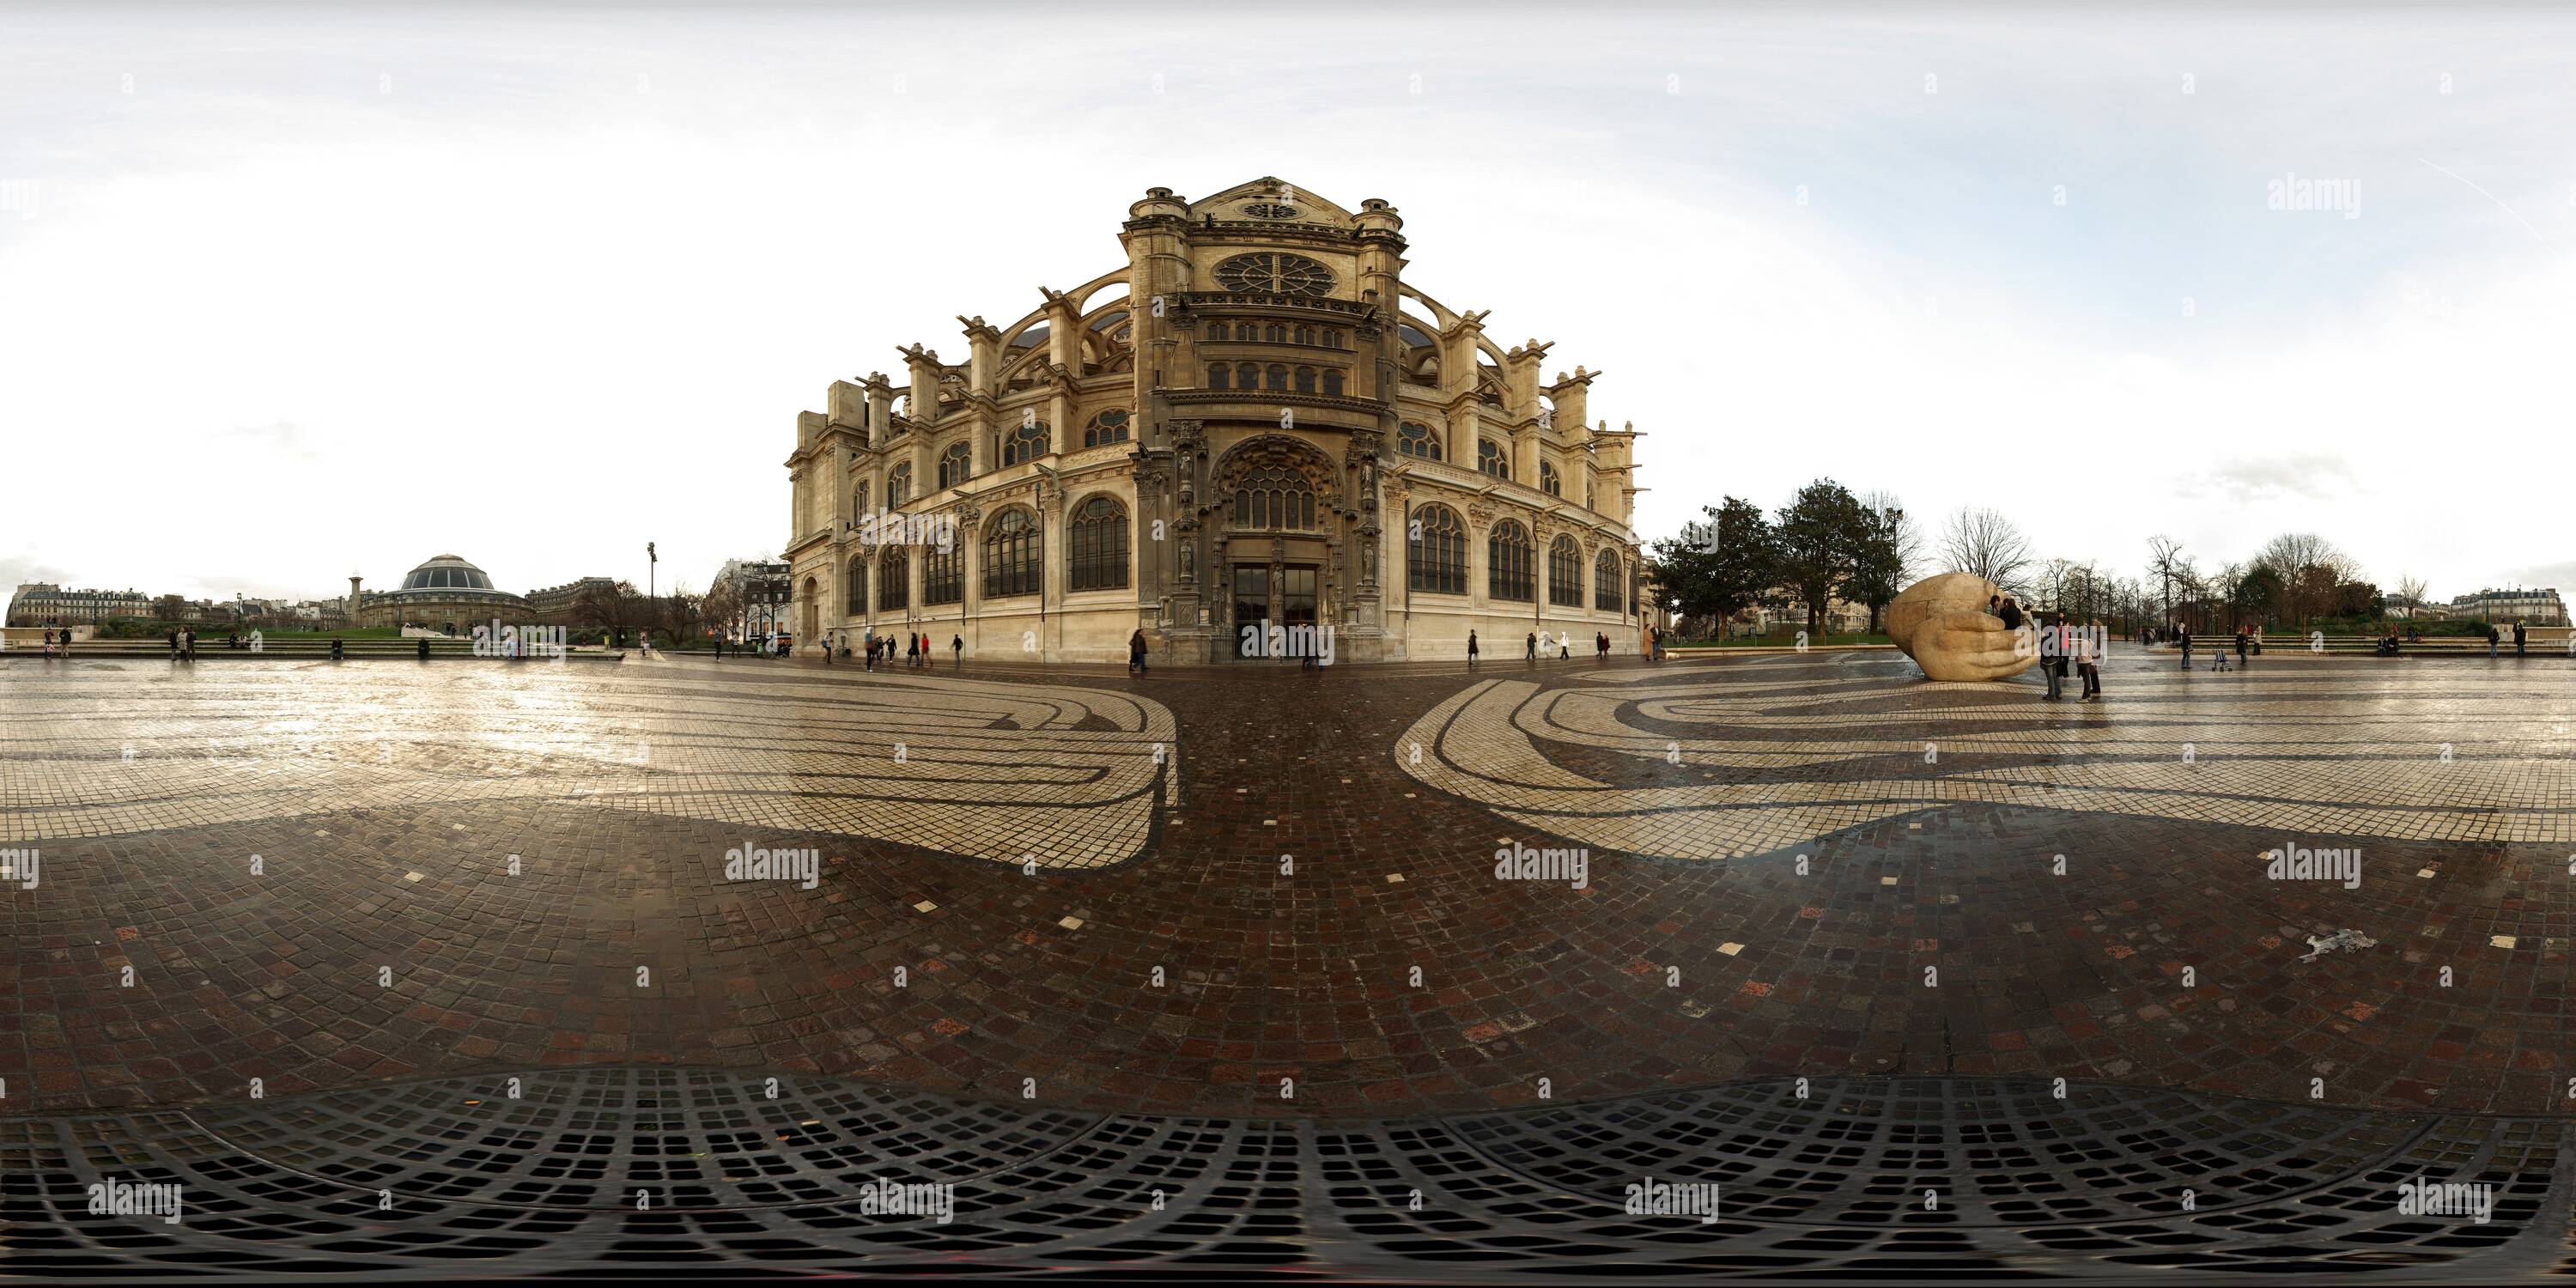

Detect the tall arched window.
[
  {"left": 1477, "top": 439, "right": 1510, "bottom": 481},
  {"left": 1321, "top": 369, "right": 1344, "bottom": 396},
  {"left": 851, "top": 481, "right": 871, "bottom": 526},
  {"left": 887, "top": 463, "right": 912, "bottom": 507},
  {"left": 1595, "top": 550, "right": 1622, "bottom": 611},
  {"left": 937, "top": 441, "right": 971, "bottom": 489},
  {"left": 983, "top": 509, "right": 1041, "bottom": 598},
  {"left": 1001, "top": 419, "right": 1048, "bottom": 467},
  {"left": 1408, "top": 504, "right": 1467, "bottom": 595},
  {"left": 846, "top": 554, "right": 868, "bottom": 609},
  {"left": 1294, "top": 366, "right": 1317, "bottom": 393},
  {"left": 1236, "top": 361, "right": 1258, "bottom": 389},
  {"left": 1489, "top": 519, "right": 1534, "bottom": 602},
  {"left": 1232, "top": 465, "right": 1316, "bottom": 531},
  {"left": 1068, "top": 495, "right": 1130, "bottom": 591},
  {"left": 878, "top": 546, "right": 909, "bottom": 611},
  {"left": 1264, "top": 364, "right": 1288, "bottom": 392},
  {"left": 1396, "top": 421, "right": 1443, "bottom": 461},
  {"left": 1540, "top": 460, "right": 1562, "bottom": 496},
  {"left": 1207, "top": 362, "right": 1230, "bottom": 389},
  {"left": 1548, "top": 535, "right": 1582, "bottom": 606},
  {"left": 1084, "top": 410, "right": 1131, "bottom": 448},
  {"left": 922, "top": 542, "right": 963, "bottom": 605}
]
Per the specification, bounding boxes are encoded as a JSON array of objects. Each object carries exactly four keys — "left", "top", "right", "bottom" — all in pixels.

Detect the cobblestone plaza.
[
  {"left": 6, "top": 652, "right": 2576, "bottom": 1273},
  {"left": 6, "top": 648, "right": 2572, "bottom": 1127}
]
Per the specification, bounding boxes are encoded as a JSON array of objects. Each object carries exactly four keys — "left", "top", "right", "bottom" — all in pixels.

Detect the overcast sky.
[{"left": 4, "top": 1, "right": 2572, "bottom": 605}]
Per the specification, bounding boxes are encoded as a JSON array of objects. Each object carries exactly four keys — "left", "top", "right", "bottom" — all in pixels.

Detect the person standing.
[
  {"left": 2235, "top": 627, "right": 2250, "bottom": 670},
  {"left": 907, "top": 635, "right": 919, "bottom": 668},
  {"left": 1525, "top": 630, "right": 1538, "bottom": 663},
  {"left": 2076, "top": 619, "right": 2102, "bottom": 700},
  {"left": 2178, "top": 623, "right": 2192, "bottom": 670},
  {"left": 2038, "top": 615, "right": 2064, "bottom": 699},
  {"left": 2514, "top": 620, "right": 2526, "bottom": 657},
  {"left": 1129, "top": 628, "right": 1149, "bottom": 675},
  {"left": 951, "top": 634, "right": 962, "bottom": 669},
  {"left": 2488, "top": 623, "right": 2500, "bottom": 658},
  {"left": 167, "top": 627, "right": 180, "bottom": 660},
  {"left": 1467, "top": 629, "right": 1480, "bottom": 670}
]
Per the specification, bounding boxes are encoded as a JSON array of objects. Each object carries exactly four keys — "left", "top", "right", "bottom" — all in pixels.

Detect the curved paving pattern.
[
  {"left": 1, "top": 1066, "right": 2567, "bottom": 1279},
  {"left": 0, "top": 662, "right": 1175, "bottom": 869},
  {"left": 1399, "top": 660, "right": 2576, "bottom": 861}
]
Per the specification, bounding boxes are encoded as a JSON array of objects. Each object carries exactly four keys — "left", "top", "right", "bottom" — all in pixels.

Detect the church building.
[{"left": 784, "top": 179, "right": 1649, "bottom": 663}]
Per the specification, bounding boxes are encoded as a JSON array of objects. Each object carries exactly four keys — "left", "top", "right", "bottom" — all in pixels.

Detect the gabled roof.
[{"left": 1188, "top": 177, "right": 1355, "bottom": 226}]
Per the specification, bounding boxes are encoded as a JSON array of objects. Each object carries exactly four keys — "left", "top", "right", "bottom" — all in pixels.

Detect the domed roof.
[{"left": 392, "top": 554, "right": 513, "bottom": 597}]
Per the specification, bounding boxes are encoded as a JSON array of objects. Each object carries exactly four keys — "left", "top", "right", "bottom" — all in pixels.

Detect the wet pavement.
[{"left": 2, "top": 648, "right": 2570, "bottom": 1118}]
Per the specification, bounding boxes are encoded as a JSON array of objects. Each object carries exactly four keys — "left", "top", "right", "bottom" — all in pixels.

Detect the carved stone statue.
[{"left": 1885, "top": 572, "right": 2037, "bottom": 682}]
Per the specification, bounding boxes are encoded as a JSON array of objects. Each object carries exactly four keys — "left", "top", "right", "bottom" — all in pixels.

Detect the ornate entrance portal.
[{"left": 1230, "top": 563, "right": 1319, "bottom": 659}]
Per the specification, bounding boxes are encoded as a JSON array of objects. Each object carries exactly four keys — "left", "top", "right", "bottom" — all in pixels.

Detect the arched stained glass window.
[
  {"left": 1396, "top": 421, "right": 1442, "bottom": 461},
  {"left": 1068, "top": 495, "right": 1129, "bottom": 591},
  {"left": 1408, "top": 503, "right": 1467, "bottom": 595},
  {"left": 1548, "top": 535, "right": 1582, "bottom": 606},
  {"left": 1231, "top": 465, "right": 1316, "bottom": 531},
  {"left": 1488, "top": 519, "right": 1534, "bottom": 602},
  {"left": 983, "top": 509, "right": 1041, "bottom": 598}
]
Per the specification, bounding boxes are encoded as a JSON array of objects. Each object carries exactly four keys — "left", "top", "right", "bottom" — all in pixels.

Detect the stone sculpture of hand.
[{"left": 1886, "top": 571, "right": 2039, "bottom": 682}]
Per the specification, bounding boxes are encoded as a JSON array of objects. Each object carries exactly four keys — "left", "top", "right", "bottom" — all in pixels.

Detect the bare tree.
[
  {"left": 2145, "top": 535, "right": 2185, "bottom": 631},
  {"left": 1939, "top": 507, "right": 2032, "bottom": 593},
  {"left": 2394, "top": 572, "right": 2430, "bottom": 618}
]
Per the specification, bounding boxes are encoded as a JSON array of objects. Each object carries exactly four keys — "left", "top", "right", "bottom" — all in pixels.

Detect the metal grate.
[{"left": 0, "top": 1068, "right": 2567, "bottom": 1279}]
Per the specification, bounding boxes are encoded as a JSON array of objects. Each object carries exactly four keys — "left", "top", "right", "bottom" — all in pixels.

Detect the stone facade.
[{"left": 784, "top": 179, "right": 1649, "bottom": 663}]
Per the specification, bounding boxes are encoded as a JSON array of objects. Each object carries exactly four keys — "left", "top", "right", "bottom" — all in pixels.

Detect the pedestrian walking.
[
  {"left": 951, "top": 635, "right": 962, "bottom": 668},
  {"left": 1467, "top": 629, "right": 1480, "bottom": 670},
  {"left": 908, "top": 635, "right": 920, "bottom": 668},
  {"left": 1559, "top": 635, "right": 1571, "bottom": 659},
  {"left": 1129, "top": 629, "right": 1149, "bottom": 675},
  {"left": 2488, "top": 623, "right": 2500, "bottom": 658},
  {"left": 2235, "top": 628, "right": 2250, "bottom": 669},
  {"left": 1525, "top": 630, "right": 1538, "bottom": 663},
  {"left": 2178, "top": 624, "right": 2192, "bottom": 670}
]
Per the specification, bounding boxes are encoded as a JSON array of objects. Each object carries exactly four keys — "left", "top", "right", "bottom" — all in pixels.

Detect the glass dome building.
[{"left": 362, "top": 555, "right": 529, "bottom": 629}]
